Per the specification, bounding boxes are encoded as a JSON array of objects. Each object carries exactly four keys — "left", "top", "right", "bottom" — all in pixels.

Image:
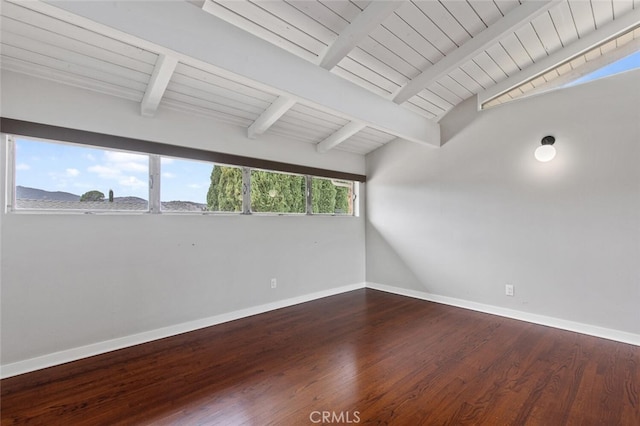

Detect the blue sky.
[
  {"left": 15, "top": 138, "right": 213, "bottom": 203},
  {"left": 566, "top": 50, "right": 640, "bottom": 87}
]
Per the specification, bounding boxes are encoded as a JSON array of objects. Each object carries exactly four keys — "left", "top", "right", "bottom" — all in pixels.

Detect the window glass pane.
[
  {"left": 14, "top": 137, "right": 148, "bottom": 211},
  {"left": 565, "top": 50, "right": 640, "bottom": 88},
  {"left": 161, "top": 158, "right": 239, "bottom": 212},
  {"left": 312, "top": 177, "right": 354, "bottom": 215},
  {"left": 251, "top": 169, "right": 305, "bottom": 214},
  {"left": 198, "top": 164, "right": 243, "bottom": 213}
]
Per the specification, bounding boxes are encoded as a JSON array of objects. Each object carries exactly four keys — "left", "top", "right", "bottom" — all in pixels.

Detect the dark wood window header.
[{"left": 1, "top": 118, "right": 366, "bottom": 182}]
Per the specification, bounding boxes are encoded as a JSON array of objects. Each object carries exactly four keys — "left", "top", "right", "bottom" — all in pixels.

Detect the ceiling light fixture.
[{"left": 535, "top": 136, "right": 556, "bottom": 162}]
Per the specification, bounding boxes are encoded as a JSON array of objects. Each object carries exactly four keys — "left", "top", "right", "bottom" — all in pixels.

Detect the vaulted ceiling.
[{"left": 1, "top": 1, "right": 638, "bottom": 155}]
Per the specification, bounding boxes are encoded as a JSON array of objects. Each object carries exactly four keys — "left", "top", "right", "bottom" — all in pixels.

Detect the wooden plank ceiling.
[{"left": 1, "top": 0, "right": 638, "bottom": 156}]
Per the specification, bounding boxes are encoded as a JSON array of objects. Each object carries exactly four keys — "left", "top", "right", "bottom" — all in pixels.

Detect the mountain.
[
  {"left": 16, "top": 186, "right": 206, "bottom": 211},
  {"left": 16, "top": 186, "right": 80, "bottom": 201},
  {"left": 161, "top": 200, "right": 208, "bottom": 211},
  {"left": 113, "top": 196, "right": 147, "bottom": 204}
]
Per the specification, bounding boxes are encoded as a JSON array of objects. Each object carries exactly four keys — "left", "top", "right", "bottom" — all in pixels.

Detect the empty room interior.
[{"left": 1, "top": 0, "right": 639, "bottom": 424}]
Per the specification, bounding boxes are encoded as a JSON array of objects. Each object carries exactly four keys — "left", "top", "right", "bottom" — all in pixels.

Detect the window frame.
[
  {"left": 310, "top": 176, "right": 357, "bottom": 216},
  {"left": 6, "top": 134, "right": 152, "bottom": 215},
  {"left": 1, "top": 118, "right": 365, "bottom": 182},
  {"left": 248, "top": 167, "right": 308, "bottom": 216},
  {"left": 3, "top": 129, "right": 361, "bottom": 217},
  {"left": 157, "top": 156, "right": 245, "bottom": 215}
]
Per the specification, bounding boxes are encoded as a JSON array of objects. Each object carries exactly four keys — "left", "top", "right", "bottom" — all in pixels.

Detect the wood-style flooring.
[{"left": 1, "top": 289, "right": 639, "bottom": 425}]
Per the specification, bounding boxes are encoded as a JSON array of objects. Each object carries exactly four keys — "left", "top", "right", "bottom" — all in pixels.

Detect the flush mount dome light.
[{"left": 535, "top": 136, "right": 556, "bottom": 162}]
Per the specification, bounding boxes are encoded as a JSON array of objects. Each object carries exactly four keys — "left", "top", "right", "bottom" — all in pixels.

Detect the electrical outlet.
[
  {"left": 271, "top": 278, "right": 277, "bottom": 289},
  {"left": 505, "top": 284, "right": 514, "bottom": 296}
]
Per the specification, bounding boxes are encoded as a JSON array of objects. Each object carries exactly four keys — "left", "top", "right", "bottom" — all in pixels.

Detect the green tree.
[
  {"left": 251, "top": 170, "right": 304, "bottom": 213},
  {"left": 335, "top": 186, "right": 350, "bottom": 213},
  {"left": 206, "top": 165, "right": 222, "bottom": 209},
  {"left": 80, "top": 190, "right": 105, "bottom": 202},
  {"left": 207, "top": 165, "right": 242, "bottom": 212},
  {"left": 312, "top": 178, "right": 336, "bottom": 214},
  {"left": 207, "top": 166, "right": 352, "bottom": 214}
]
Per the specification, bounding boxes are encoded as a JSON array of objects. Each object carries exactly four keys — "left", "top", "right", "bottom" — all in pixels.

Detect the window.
[
  {"left": 160, "top": 158, "right": 243, "bottom": 213},
  {"left": 564, "top": 50, "right": 640, "bottom": 88},
  {"left": 5, "top": 131, "right": 359, "bottom": 216},
  {"left": 312, "top": 177, "right": 354, "bottom": 215},
  {"left": 201, "top": 164, "right": 244, "bottom": 213},
  {"left": 11, "top": 136, "right": 149, "bottom": 211},
  {"left": 250, "top": 169, "right": 305, "bottom": 214},
  {"left": 481, "top": 26, "right": 640, "bottom": 109}
]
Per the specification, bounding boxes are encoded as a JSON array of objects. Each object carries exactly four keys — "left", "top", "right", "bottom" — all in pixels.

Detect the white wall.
[
  {"left": 366, "top": 70, "right": 640, "bottom": 337},
  {"left": 0, "top": 72, "right": 366, "bottom": 367}
]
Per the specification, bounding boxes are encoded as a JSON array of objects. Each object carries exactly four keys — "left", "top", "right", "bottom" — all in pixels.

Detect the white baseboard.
[
  {"left": 4, "top": 281, "right": 636, "bottom": 378},
  {"left": 366, "top": 282, "right": 640, "bottom": 346},
  {"left": 0, "top": 282, "right": 366, "bottom": 379}
]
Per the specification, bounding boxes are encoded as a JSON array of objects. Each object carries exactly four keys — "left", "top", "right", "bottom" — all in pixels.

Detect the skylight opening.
[
  {"left": 563, "top": 50, "right": 640, "bottom": 88},
  {"left": 481, "top": 26, "right": 640, "bottom": 110}
]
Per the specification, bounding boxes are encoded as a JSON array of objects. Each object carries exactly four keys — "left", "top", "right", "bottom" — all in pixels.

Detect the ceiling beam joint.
[
  {"left": 393, "top": 0, "right": 560, "bottom": 104},
  {"left": 316, "top": 121, "right": 366, "bottom": 154},
  {"left": 319, "top": 1, "right": 403, "bottom": 70},
  {"left": 141, "top": 54, "right": 178, "bottom": 117},
  {"left": 247, "top": 96, "right": 296, "bottom": 139},
  {"left": 38, "top": 0, "right": 439, "bottom": 147}
]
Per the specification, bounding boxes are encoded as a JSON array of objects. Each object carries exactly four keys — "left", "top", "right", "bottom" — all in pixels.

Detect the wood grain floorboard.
[{"left": 1, "top": 289, "right": 638, "bottom": 425}]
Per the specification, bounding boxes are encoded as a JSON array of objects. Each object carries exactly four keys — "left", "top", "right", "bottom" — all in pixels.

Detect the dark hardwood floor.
[{"left": 1, "top": 289, "right": 638, "bottom": 425}]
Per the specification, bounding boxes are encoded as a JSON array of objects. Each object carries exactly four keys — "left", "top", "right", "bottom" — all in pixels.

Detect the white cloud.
[
  {"left": 188, "top": 183, "right": 204, "bottom": 189},
  {"left": 104, "top": 151, "right": 147, "bottom": 163},
  {"left": 47, "top": 172, "right": 69, "bottom": 189},
  {"left": 83, "top": 151, "right": 149, "bottom": 195},
  {"left": 87, "top": 150, "right": 147, "bottom": 178},
  {"left": 16, "top": 163, "right": 30, "bottom": 171},
  {"left": 45, "top": 167, "right": 80, "bottom": 183},
  {"left": 119, "top": 176, "right": 146, "bottom": 188},
  {"left": 48, "top": 168, "right": 79, "bottom": 186},
  {"left": 161, "top": 158, "right": 175, "bottom": 165},
  {"left": 101, "top": 151, "right": 148, "bottom": 173},
  {"left": 88, "top": 164, "right": 122, "bottom": 179},
  {"left": 162, "top": 172, "right": 176, "bottom": 178},
  {"left": 119, "top": 162, "right": 148, "bottom": 173},
  {"left": 85, "top": 154, "right": 96, "bottom": 161}
]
